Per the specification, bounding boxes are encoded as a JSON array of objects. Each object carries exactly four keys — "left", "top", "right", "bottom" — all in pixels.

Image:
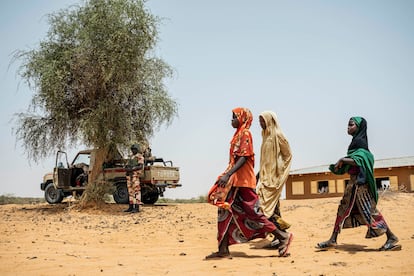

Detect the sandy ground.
[{"left": 0, "top": 192, "right": 413, "bottom": 276}]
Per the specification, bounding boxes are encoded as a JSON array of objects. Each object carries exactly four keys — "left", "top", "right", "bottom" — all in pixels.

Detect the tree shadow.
[
  {"left": 16, "top": 201, "right": 176, "bottom": 215},
  {"left": 19, "top": 203, "right": 69, "bottom": 214}
]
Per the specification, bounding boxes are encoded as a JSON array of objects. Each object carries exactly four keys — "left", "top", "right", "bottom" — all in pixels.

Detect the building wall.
[{"left": 286, "top": 166, "right": 414, "bottom": 200}]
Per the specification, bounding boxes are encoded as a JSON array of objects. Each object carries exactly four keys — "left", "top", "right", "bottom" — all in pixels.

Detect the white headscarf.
[{"left": 257, "top": 111, "right": 292, "bottom": 217}]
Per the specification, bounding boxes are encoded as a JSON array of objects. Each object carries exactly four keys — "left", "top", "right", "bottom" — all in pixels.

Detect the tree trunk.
[
  {"left": 79, "top": 147, "right": 110, "bottom": 207},
  {"left": 90, "top": 147, "right": 108, "bottom": 183}
]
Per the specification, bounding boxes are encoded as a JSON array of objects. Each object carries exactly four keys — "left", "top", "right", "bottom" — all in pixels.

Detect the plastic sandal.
[
  {"left": 279, "top": 232, "right": 294, "bottom": 257},
  {"left": 379, "top": 242, "right": 402, "bottom": 251},
  {"left": 316, "top": 240, "right": 337, "bottom": 249}
]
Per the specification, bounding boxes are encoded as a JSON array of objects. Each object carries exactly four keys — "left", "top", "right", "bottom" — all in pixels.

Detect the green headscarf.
[
  {"left": 352, "top": 116, "right": 362, "bottom": 127},
  {"left": 329, "top": 117, "right": 377, "bottom": 202}
]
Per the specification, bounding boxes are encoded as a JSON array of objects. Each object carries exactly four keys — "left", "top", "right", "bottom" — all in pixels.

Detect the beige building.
[{"left": 286, "top": 156, "right": 414, "bottom": 200}]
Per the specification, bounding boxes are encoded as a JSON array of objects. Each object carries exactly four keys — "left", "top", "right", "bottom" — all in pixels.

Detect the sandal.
[
  {"left": 278, "top": 232, "right": 293, "bottom": 257},
  {"left": 204, "top": 251, "right": 232, "bottom": 260},
  {"left": 316, "top": 240, "right": 337, "bottom": 250},
  {"left": 379, "top": 239, "right": 401, "bottom": 251}
]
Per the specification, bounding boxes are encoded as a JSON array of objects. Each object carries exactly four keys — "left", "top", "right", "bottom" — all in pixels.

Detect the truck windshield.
[{"left": 72, "top": 153, "right": 91, "bottom": 166}]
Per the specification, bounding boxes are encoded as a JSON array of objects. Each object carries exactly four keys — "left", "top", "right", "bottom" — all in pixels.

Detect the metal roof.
[{"left": 290, "top": 156, "right": 414, "bottom": 175}]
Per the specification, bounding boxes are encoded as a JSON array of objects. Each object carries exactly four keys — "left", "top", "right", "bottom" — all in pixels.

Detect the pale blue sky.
[{"left": 1, "top": 0, "right": 413, "bottom": 199}]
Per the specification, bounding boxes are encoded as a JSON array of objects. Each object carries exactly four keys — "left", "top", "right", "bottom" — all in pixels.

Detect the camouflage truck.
[{"left": 40, "top": 149, "right": 181, "bottom": 204}]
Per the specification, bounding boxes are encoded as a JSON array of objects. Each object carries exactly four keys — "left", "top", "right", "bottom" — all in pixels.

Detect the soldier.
[{"left": 124, "top": 144, "right": 144, "bottom": 213}]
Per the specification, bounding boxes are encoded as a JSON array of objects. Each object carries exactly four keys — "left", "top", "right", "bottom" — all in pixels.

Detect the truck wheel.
[
  {"left": 141, "top": 184, "right": 159, "bottom": 204},
  {"left": 113, "top": 182, "right": 129, "bottom": 204},
  {"left": 44, "top": 183, "right": 64, "bottom": 204}
]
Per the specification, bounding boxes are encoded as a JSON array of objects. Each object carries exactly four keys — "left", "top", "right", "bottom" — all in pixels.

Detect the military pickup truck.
[{"left": 40, "top": 149, "right": 181, "bottom": 204}]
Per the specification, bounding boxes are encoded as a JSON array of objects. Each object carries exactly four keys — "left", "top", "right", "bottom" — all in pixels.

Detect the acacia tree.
[{"left": 13, "top": 0, "right": 177, "bottom": 201}]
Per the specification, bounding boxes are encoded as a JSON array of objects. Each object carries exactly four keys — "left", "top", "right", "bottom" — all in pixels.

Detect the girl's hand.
[
  {"left": 334, "top": 158, "right": 344, "bottom": 171},
  {"left": 218, "top": 173, "right": 230, "bottom": 187}
]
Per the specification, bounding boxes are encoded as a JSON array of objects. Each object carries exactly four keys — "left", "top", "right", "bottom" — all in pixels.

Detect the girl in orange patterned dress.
[{"left": 206, "top": 107, "right": 293, "bottom": 259}]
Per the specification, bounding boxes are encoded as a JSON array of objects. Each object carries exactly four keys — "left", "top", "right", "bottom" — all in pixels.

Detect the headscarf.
[
  {"left": 329, "top": 116, "right": 377, "bottom": 202},
  {"left": 258, "top": 111, "right": 292, "bottom": 190},
  {"left": 256, "top": 111, "right": 292, "bottom": 218},
  {"left": 348, "top": 116, "right": 369, "bottom": 151},
  {"left": 208, "top": 107, "right": 254, "bottom": 207},
  {"left": 229, "top": 107, "right": 254, "bottom": 165}
]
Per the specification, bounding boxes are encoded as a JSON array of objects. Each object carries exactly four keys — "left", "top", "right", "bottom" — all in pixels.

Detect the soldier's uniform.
[{"left": 125, "top": 144, "right": 144, "bottom": 213}]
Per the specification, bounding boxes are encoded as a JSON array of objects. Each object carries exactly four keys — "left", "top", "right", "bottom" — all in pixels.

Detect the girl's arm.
[
  {"left": 218, "top": 156, "right": 247, "bottom": 187},
  {"left": 334, "top": 157, "right": 356, "bottom": 171}
]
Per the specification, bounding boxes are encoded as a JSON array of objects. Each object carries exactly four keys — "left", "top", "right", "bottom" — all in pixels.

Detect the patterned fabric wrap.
[
  {"left": 333, "top": 176, "right": 388, "bottom": 238},
  {"left": 217, "top": 187, "right": 277, "bottom": 246},
  {"left": 229, "top": 107, "right": 255, "bottom": 189}
]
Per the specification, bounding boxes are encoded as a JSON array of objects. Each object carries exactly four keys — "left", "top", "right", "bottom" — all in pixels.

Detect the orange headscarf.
[
  {"left": 208, "top": 107, "right": 256, "bottom": 207},
  {"left": 229, "top": 107, "right": 254, "bottom": 164}
]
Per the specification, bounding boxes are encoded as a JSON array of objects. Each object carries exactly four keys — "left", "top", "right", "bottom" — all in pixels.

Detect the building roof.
[{"left": 290, "top": 156, "right": 414, "bottom": 175}]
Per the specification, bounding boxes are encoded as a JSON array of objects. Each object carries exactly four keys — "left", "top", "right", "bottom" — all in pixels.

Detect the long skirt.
[
  {"left": 333, "top": 177, "right": 388, "bottom": 238},
  {"left": 256, "top": 183, "right": 291, "bottom": 230},
  {"left": 217, "top": 187, "right": 276, "bottom": 246}
]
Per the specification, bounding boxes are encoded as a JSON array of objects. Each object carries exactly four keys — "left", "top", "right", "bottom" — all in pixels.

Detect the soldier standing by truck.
[{"left": 124, "top": 144, "right": 144, "bottom": 213}]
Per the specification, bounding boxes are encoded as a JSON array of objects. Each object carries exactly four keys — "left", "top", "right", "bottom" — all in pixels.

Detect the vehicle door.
[
  {"left": 70, "top": 152, "right": 91, "bottom": 186},
  {"left": 53, "top": 151, "right": 71, "bottom": 188}
]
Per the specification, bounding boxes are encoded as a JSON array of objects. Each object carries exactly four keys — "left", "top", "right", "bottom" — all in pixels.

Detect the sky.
[{"left": 1, "top": 0, "right": 414, "bottom": 199}]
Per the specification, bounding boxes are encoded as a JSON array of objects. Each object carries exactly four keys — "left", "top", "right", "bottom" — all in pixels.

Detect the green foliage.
[{"left": 13, "top": 0, "right": 177, "bottom": 162}]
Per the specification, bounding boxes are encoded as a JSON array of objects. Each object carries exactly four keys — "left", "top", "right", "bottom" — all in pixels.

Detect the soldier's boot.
[
  {"left": 124, "top": 204, "right": 133, "bottom": 212},
  {"left": 131, "top": 204, "right": 139, "bottom": 213}
]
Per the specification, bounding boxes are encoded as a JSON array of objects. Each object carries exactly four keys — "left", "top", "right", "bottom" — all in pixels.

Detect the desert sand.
[{"left": 0, "top": 191, "right": 413, "bottom": 276}]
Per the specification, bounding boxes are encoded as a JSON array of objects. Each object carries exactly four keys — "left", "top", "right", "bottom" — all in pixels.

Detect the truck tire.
[
  {"left": 44, "top": 183, "right": 64, "bottom": 204},
  {"left": 113, "top": 182, "right": 129, "bottom": 204},
  {"left": 141, "top": 184, "right": 159, "bottom": 204}
]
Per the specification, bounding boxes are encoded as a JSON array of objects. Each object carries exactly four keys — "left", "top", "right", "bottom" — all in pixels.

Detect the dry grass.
[{"left": 0, "top": 194, "right": 45, "bottom": 205}]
